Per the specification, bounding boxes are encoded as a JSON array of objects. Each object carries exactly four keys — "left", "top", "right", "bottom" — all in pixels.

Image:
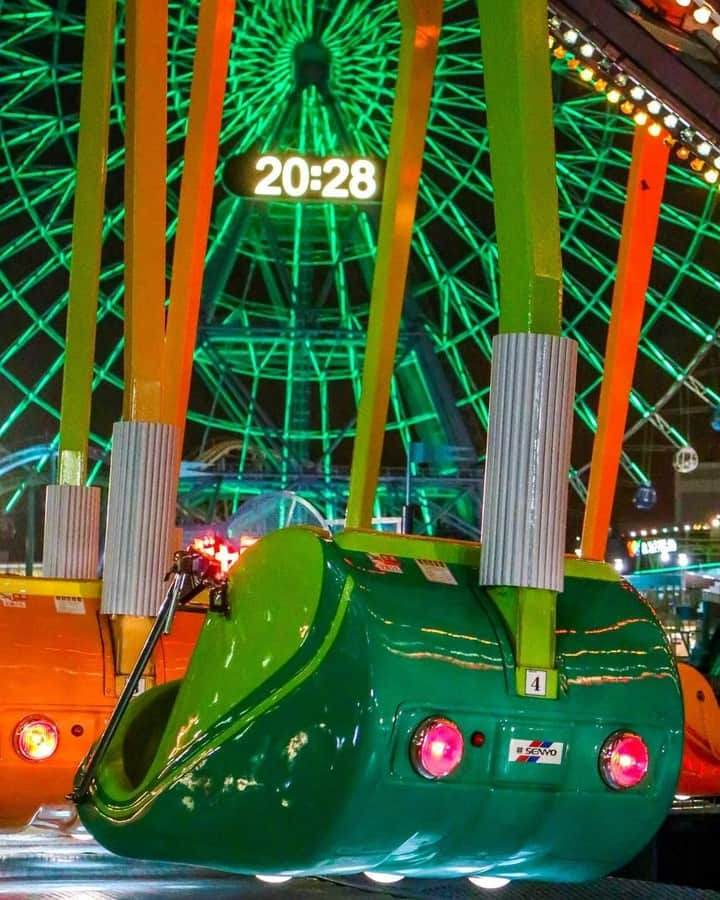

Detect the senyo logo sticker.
[{"left": 509, "top": 739, "right": 564, "bottom": 765}]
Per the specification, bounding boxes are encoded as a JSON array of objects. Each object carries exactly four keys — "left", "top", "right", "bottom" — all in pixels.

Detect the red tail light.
[
  {"left": 14, "top": 716, "right": 59, "bottom": 761},
  {"left": 410, "top": 716, "right": 464, "bottom": 779},
  {"left": 599, "top": 731, "right": 649, "bottom": 789}
]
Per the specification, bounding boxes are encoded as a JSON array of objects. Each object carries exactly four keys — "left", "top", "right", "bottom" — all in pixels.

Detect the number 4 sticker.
[{"left": 525, "top": 669, "right": 547, "bottom": 696}]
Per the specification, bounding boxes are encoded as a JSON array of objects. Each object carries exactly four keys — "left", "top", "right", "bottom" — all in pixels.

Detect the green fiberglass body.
[{"left": 76, "top": 527, "right": 683, "bottom": 882}]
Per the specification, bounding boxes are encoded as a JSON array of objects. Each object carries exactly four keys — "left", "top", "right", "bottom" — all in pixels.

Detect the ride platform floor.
[{"left": 1, "top": 827, "right": 718, "bottom": 899}]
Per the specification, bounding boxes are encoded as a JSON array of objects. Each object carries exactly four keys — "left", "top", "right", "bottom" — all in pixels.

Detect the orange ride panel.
[
  {"left": 0, "top": 576, "right": 201, "bottom": 828},
  {"left": 676, "top": 661, "right": 720, "bottom": 797}
]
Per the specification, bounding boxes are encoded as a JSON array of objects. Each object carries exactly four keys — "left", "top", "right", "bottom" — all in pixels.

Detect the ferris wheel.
[{"left": 0, "top": 0, "right": 718, "bottom": 533}]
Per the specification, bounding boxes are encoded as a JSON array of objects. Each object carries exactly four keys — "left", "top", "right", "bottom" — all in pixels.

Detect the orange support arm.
[
  {"left": 123, "top": 0, "right": 168, "bottom": 423},
  {"left": 162, "top": 0, "right": 234, "bottom": 452},
  {"left": 581, "top": 128, "right": 669, "bottom": 560}
]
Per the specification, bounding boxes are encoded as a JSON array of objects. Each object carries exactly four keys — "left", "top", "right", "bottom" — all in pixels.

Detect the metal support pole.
[
  {"left": 345, "top": 0, "right": 444, "bottom": 529},
  {"left": 581, "top": 128, "right": 669, "bottom": 561},
  {"left": 477, "top": 0, "right": 575, "bottom": 699},
  {"left": 25, "top": 485, "right": 35, "bottom": 577},
  {"left": 103, "top": 1, "right": 233, "bottom": 673},
  {"left": 104, "top": 1, "right": 171, "bottom": 671},
  {"left": 43, "top": 1, "right": 113, "bottom": 578}
]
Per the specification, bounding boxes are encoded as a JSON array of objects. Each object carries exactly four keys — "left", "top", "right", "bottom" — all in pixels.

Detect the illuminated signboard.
[
  {"left": 224, "top": 152, "right": 384, "bottom": 202},
  {"left": 626, "top": 537, "right": 678, "bottom": 558}
]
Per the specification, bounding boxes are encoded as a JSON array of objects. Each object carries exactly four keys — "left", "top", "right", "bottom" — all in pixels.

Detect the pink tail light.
[
  {"left": 599, "top": 731, "right": 649, "bottom": 789},
  {"left": 411, "top": 716, "right": 464, "bottom": 779}
]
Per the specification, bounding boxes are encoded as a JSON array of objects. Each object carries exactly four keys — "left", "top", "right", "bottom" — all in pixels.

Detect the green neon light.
[
  {"left": 0, "top": 2, "right": 718, "bottom": 525},
  {"left": 632, "top": 560, "right": 720, "bottom": 576}
]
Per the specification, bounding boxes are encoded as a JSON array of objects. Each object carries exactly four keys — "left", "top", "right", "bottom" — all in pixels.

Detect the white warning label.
[
  {"left": 55, "top": 596, "right": 86, "bottom": 615},
  {"left": 415, "top": 558, "right": 458, "bottom": 585}
]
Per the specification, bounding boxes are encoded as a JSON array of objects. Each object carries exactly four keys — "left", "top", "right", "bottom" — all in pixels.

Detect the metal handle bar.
[{"left": 70, "top": 572, "right": 208, "bottom": 803}]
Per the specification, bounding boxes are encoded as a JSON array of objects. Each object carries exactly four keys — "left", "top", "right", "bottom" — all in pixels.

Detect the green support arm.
[{"left": 478, "top": 0, "right": 565, "bottom": 698}]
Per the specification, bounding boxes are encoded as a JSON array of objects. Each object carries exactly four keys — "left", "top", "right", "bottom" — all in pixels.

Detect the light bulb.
[
  {"left": 365, "top": 873, "right": 405, "bottom": 884},
  {"left": 468, "top": 877, "right": 511, "bottom": 890}
]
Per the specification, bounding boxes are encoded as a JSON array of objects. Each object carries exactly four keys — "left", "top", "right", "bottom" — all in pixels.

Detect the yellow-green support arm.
[
  {"left": 162, "top": 0, "right": 235, "bottom": 463},
  {"left": 346, "top": 0, "right": 444, "bottom": 529},
  {"left": 122, "top": 0, "right": 168, "bottom": 423},
  {"left": 477, "top": 0, "right": 562, "bottom": 336},
  {"left": 58, "top": 0, "right": 116, "bottom": 485},
  {"left": 477, "top": 0, "right": 563, "bottom": 697}
]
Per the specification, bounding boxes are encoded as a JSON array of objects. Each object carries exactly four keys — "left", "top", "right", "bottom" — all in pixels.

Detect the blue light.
[
  {"left": 711, "top": 405, "right": 720, "bottom": 432},
  {"left": 633, "top": 484, "right": 657, "bottom": 511}
]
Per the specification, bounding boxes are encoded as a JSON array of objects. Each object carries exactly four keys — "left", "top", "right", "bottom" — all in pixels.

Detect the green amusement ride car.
[{"left": 73, "top": 526, "right": 683, "bottom": 884}]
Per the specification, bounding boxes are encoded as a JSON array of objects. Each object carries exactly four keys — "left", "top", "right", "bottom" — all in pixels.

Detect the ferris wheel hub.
[{"left": 294, "top": 39, "right": 332, "bottom": 94}]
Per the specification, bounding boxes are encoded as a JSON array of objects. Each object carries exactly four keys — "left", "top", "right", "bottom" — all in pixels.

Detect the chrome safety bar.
[{"left": 70, "top": 552, "right": 218, "bottom": 803}]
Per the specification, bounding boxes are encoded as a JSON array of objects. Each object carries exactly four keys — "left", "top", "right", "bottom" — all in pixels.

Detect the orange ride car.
[
  {"left": 676, "top": 661, "right": 720, "bottom": 798},
  {"left": 0, "top": 575, "right": 201, "bottom": 829}
]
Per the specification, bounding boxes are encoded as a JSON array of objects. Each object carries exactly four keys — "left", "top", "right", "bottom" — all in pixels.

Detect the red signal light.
[
  {"left": 410, "top": 717, "right": 464, "bottom": 779},
  {"left": 599, "top": 731, "right": 649, "bottom": 789},
  {"left": 189, "top": 535, "right": 240, "bottom": 574},
  {"left": 14, "top": 717, "right": 59, "bottom": 761}
]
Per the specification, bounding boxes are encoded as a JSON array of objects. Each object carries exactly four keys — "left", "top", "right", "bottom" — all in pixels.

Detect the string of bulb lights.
[
  {"left": 548, "top": 5, "right": 720, "bottom": 188},
  {"left": 675, "top": 0, "right": 720, "bottom": 34}
]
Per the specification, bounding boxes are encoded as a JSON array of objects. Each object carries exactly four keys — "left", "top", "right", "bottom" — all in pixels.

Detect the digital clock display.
[{"left": 224, "top": 152, "right": 384, "bottom": 202}]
